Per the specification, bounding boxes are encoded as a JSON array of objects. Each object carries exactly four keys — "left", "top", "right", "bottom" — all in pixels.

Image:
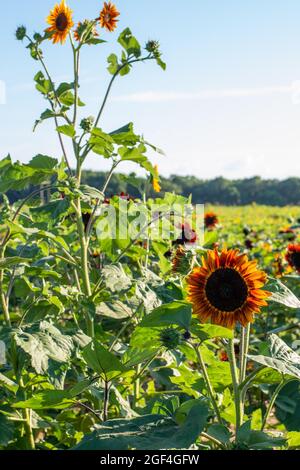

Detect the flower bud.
[
  {"left": 16, "top": 26, "right": 27, "bottom": 41},
  {"left": 80, "top": 116, "right": 95, "bottom": 132},
  {"left": 160, "top": 328, "right": 182, "bottom": 350},
  {"left": 145, "top": 40, "right": 160, "bottom": 54}
]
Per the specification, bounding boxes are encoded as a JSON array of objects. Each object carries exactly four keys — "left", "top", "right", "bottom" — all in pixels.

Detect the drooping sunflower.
[
  {"left": 99, "top": 2, "right": 120, "bottom": 32},
  {"left": 204, "top": 212, "right": 219, "bottom": 229},
  {"left": 186, "top": 249, "right": 270, "bottom": 329},
  {"left": 286, "top": 244, "right": 300, "bottom": 273},
  {"left": 46, "top": 0, "right": 74, "bottom": 44},
  {"left": 74, "top": 20, "right": 99, "bottom": 42}
]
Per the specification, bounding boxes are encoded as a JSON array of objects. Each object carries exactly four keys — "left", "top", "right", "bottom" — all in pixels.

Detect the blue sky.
[{"left": 1, "top": 0, "right": 300, "bottom": 179}]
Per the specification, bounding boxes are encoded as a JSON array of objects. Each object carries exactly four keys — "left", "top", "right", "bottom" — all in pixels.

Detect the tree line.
[{"left": 5, "top": 172, "right": 300, "bottom": 206}]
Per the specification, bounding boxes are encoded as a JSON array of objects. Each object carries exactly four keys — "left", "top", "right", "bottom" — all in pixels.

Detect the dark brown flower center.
[
  {"left": 104, "top": 13, "right": 111, "bottom": 22},
  {"left": 291, "top": 252, "right": 300, "bottom": 269},
  {"left": 56, "top": 13, "right": 68, "bottom": 31},
  {"left": 205, "top": 268, "right": 248, "bottom": 312}
]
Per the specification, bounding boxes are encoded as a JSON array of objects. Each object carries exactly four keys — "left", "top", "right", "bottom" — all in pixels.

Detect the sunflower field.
[{"left": 1, "top": 1, "right": 300, "bottom": 455}]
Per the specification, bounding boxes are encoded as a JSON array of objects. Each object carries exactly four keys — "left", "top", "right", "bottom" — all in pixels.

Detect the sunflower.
[
  {"left": 99, "top": 2, "right": 120, "bottom": 32},
  {"left": 46, "top": 0, "right": 74, "bottom": 44},
  {"left": 74, "top": 20, "right": 99, "bottom": 42},
  {"left": 286, "top": 244, "right": 300, "bottom": 273},
  {"left": 152, "top": 165, "right": 161, "bottom": 193},
  {"left": 204, "top": 212, "right": 219, "bottom": 229},
  {"left": 186, "top": 249, "right": 270, "bottom": 329}
]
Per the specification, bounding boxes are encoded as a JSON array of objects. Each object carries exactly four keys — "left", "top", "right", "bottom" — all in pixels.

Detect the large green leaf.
[
  {"left": 0, "top": 414, "right": 15, "bottom": 447},
  {"left": 14, "top": 321, "right": 74, "bottom": 375},
  {"left": 248, "top": 334, "right": 300, "bottom": 380},
  {"left": 118, "top": 28, "right": 141, "bottom": 58},
  {"left": 74, "top": 403, "right": 208, "bottom": 450},
  {"left": 82, "top": 340, "right": 127, "bottom": 381},
  {"left": 191, "top": 321, "right": 234, "bottom": 342},
  {"left": 140, "top": 301, "right": 192, "bottom": 330}
]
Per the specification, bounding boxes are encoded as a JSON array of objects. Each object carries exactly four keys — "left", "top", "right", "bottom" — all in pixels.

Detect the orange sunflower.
[
  {"left": 204, "top": 212, "right": 219, "bottom": 229},
  {"left": 286, "top": 244, "right": 300, "bottom": 273},
  {"left": 99, "top": 2, "right": 120, "bottom": 32},
  {"left": 186, "top": 249, "right": 270, "bottom": 329},
  {"left": 46, "top": 0, "right": 74, "bottom": 44}
]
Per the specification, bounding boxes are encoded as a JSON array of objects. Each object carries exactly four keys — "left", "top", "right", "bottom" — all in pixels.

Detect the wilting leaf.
[
  {"left": 248, "top": 334, "right": 300, "bottom": 380},
  {"left": 267, "top": 277, "right": 300, "bottom": 308}
]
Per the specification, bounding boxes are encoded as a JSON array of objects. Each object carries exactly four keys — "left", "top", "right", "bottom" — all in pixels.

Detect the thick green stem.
[
  {"left": 194, "top": 344, "right": 223, "bottom": 425},
  {"left": 239, "top": 324, "right": 250, "bottom": 384},
  {"left": 0, "top": 247, "right": 11, "bottom": 327},
  {"left": 261, "top": 379, "right": 291, "bottom": 431},
  {"left": 19, "top": 378, "right": 35, "bottom": 450},
  {"left": 22, "top": 408, "right": 35, "bottom": 450},
  {"left": 227, "top": 339, "right": 242, "bottom": 438}
]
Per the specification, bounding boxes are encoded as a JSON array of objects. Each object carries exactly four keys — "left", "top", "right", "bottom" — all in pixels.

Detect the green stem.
[
  {"left": 19, "top": 378, "right": 35, "bottom": 450},
  {"left": 0, "top": 247, "right": 11, "bottom": 327},
  {"left": 226, "top": 339, "right": 242, "bottom": 438},
  {"left": 261, "top": 379, "right": 290, "bottom": 431},
  {"left": 239, "top": 324, "right": 250, "bottom": 384},
  {"left": 74, "top": 199, "right": 94, "bottom": 337},
  {"left": 133, "top": 364, "right": 141, "bottom": 408},
  {"left": 194, "top": 344, "right": 223, "bottom": 425}
]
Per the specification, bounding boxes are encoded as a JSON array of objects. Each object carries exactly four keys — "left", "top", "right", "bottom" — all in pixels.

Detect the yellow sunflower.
[
  {"left": 186, "top": 249, "right": 270, "bottom": 329},
  {"left": 99, "top": 2, "right": 120, "bottom": 32},
  {"left": 152, "top": 165, "right": 161, "bottom": 193},
  {"left": 46, "top": 0, "right": 74, "bottom": 45}
]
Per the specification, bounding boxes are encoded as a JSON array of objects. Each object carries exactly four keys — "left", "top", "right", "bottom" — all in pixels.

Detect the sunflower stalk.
[
  {"left": 194, "top": 344, "right": 223, "bottom": 426},
  {"left": 226, "top": 339, "right": 243, "bottom": 439}
]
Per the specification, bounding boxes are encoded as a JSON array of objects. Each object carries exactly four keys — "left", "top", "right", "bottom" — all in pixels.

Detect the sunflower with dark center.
[
  {"left": 286, "top": 244, "right": 300, "bottom": 273},
  {"left": 186, "top": 249, "right": 271, "bottom": 329},
  {"left": 46, "top": 0, "right": 74, "bottom": 44},
  {"left": 99, "top": 2, "right": 120, "bottom": 32},
  {"left": 204, "top": 212, "right": 219, "bottom": 229}
]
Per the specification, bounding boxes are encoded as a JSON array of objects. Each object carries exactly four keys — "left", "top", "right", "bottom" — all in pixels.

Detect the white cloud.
[{"left": 112, "top": 84, "right": 297, "bottom": 103}]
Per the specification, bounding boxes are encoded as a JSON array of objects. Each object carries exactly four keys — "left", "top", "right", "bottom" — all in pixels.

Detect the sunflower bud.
[
  {"left": 146, "top": 40, "right": 160, "bottom": 54},
  {"left": 160, "top": 328, "right": 182, "bottom": 350},
  {"left": 16, "top": 26, "right": 27, "bottom": 41},
  {"left": 80, "top": 116, "right": 95, "bottom": 132},
  {"left": 33, "top": 32, "right": 43, "bottom": 42}
]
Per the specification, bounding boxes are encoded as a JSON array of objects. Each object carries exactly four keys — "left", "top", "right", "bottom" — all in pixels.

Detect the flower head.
[
  {"left": 74, "top": 20, "right": 99, "bottom": 43},
  {"left": 46, "top": 0, "right": 74, "bottom": 45},
  {"left": 146, "top": 40, "right": 160, "bottom": 54},
  {"left": 152, "top": 165, "right": 161, "bottom": 193},
  {"left": 80, "top": 116, "right": 95, "bottom": 132},
  {"left": 99, "top": 2, "right": 120, "bottom": 32},
  {"left": 186, "top": 248, "right": 270, "bottom": 329},
  {"left": 204, "top": 212, "right": 219, "bottom": 229},
  {"left": 286, "top": 244, "right": 300, "bottom": 273},
  {"left": 172, "top": 246, "right": 194, "bottom": 275}
]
